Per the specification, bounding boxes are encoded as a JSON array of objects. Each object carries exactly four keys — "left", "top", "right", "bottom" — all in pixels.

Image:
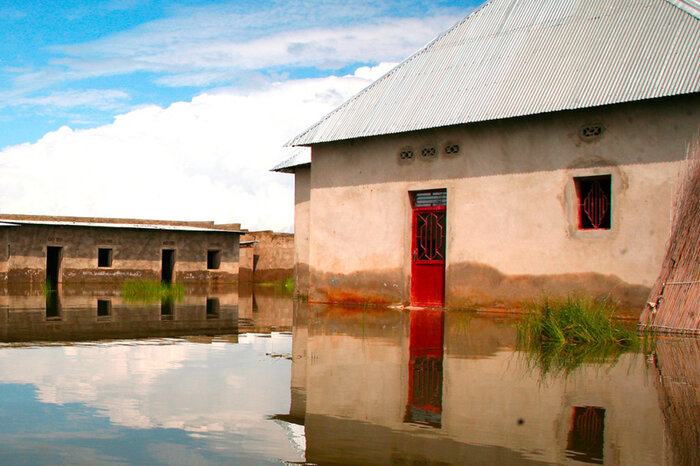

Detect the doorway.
[
  {"left": 410, "top": 190, "right": 446, "bottom": 307},
  {"left": 162, "top": 249, "right": 175, "bottom": 284},
  {"left": 46, "top": 246, "right": 63, "bottom": 287}
]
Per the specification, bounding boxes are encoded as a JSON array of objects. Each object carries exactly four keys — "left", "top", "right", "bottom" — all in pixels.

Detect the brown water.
[{"left": 0, "top": 284, "right": 697, "bottom": 464}]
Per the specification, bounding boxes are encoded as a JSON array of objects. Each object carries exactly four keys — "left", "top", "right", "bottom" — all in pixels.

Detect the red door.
[{"left": 411, "top": 202, "right": 446, "bottom": 307}]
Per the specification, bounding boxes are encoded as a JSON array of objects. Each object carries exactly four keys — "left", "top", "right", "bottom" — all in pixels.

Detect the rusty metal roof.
[{"left": 288, "top": 0, "right": 700, "bottom": 147}]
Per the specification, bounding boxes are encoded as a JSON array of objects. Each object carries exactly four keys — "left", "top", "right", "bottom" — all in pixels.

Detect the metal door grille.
[
  {"left": 411, "top": 356, "right": 443, "bottom": 408},
  {"left": 415, "top": 211, "right": 446, "bottom": 261}
]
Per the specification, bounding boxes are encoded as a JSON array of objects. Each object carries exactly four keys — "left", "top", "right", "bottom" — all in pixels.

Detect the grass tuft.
[
  {"left": 122, "top": 280, "right": 184, "bottom": 304},
  {"left": 516, "top": 295, "right": 648, "bottom": 377},
  {"left": 517, "top": 295, "right": 637, "bottom": 346}
]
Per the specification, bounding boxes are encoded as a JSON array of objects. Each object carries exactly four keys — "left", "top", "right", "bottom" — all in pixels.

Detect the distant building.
[
  {"left": 0, "top": 215, "right": 242, "bottom": 285},
  {"left": 275, "top": 0, "right": 700, "bottom": 311},
  {"left": 239, "top": 230, "right": 294, "bottom": 283}
]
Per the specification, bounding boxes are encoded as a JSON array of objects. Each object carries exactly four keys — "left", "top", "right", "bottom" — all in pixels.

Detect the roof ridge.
[{"left": 665, "top": 0, "right": 700, "bottom": 19}]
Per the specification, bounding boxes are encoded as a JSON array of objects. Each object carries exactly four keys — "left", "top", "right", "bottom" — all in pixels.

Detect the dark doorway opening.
[
  {"left": 97, "top": 299, "right": 112, "bottom": 319},
  {"left": 206, "top": 297, "right": 220, "bottom": 319},
  {"left": 45, "top": 291, "right": 61, "bottom": 321},
  {"left": 162, "top": 249, "right": 175, "bottom": 284},
  {"left": 161, "top": 299, "right": 174, "bottom": 320},
  {"left": 46, "top": 246, "right": 63, "bottom": 287}
]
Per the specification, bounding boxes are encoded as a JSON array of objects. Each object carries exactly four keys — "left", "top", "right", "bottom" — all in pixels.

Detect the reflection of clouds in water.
[{"left": 0, "top": 334, "right": 300, "bottom": 460}]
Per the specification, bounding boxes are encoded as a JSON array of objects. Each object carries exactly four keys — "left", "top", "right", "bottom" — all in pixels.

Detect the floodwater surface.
[{"left": 0, "top": 284, "right": 697, "bottom": 465}]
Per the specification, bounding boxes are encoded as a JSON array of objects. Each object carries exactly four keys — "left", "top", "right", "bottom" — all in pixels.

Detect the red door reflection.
[{"left": 404, "top": 309, "right": 444, "bottom": 428}]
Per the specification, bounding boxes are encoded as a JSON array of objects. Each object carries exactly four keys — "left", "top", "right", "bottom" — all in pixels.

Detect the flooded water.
[{"left": 0, "top": 284, "right": 697, "bottom": 465}]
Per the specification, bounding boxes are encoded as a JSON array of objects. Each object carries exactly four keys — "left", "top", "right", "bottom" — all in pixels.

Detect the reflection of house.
[
  {"left": 286, "top": 304, "right": 672, "bottom": 465},
  {"left": 0, "top": 283, "right": 240, "bottom": 341},
  {"left": 276, "top": 0, "right": 700, "bottom": 311},
  {"left": 0, "top": 215, "right": 242, "bottom": 284}
]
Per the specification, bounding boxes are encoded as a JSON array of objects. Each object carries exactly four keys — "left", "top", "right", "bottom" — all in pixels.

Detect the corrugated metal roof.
[
  {"left": 288, "top": 0, "right": 700, "bottom": 146},
  {"left": 0, "top": 219, "right": 242, "bottom": 234},
  {"left": 667, "top": 0, "right": 700, "bottom": 18},
  {"left": 271, "top": 147, "right": 311, "bottom": 173}
]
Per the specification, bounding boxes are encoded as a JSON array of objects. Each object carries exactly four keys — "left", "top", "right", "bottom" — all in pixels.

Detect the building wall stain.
[
  {"left": 446, "top": 262, "right": 650, "bottom": 315},
  {"left": 310, "top": 268, "right": 405, "bottom": 305},
  {"left": 307, "top": 262, "right": 648, "bottom": 314}
]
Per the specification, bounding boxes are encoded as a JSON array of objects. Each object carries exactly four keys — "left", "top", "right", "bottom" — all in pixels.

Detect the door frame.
[{"left": 409, "top": 189, "right": 447, "bottom": 307}]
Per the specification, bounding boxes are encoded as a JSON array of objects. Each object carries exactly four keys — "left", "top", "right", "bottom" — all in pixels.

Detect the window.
[
  {"left": 574, "top": 175, "right": 611, "bottom": 230},
  {"left": 207, "top": 249, "right": 221, "bottom": 270},
  {"left": 98, "top": 248, "right": 113, "bottom": 267}
]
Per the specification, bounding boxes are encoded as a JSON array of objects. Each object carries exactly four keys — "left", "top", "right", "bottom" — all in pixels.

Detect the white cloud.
[
  {"left": 0, "top": 333, "right": 302, "bottom": 460},
  {"left": 0, "top": 64, "right": 394, "bottom": 232},
  {"left": 19, "top": 89, "right": 130, "bottom": 110},
  {"left": 27, "top": 11, "right": 459, "bottom": 89}
]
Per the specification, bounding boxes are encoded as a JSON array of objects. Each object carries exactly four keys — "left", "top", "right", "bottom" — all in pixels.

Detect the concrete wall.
[
  {"left": 294, "top": 166, "right": 311, "bottom": 296},
  {"left": 303, "top": 95, "right": 700, "bottom": 311},
  {"left": 239, "top": 230, "right": 294, "bottom": 283},
  {"left": 0, "top": 224, "right": 239, "bottom": 284}
]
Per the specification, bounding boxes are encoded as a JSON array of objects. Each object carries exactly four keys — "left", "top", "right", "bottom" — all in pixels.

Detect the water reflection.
[
  {"left": 0, "top": 286, "right": 697, "bottom": 465},
  {"left": 280, "top": 303, "right": 700, "bottom": 465},
  {"left": 0, "top": 282, "right": 301, "bottom": 464},
  {"left": 652, "top": 338, "right": 700, "bottom": 466},
  {"left": 404, "top": 308, "right": 444, "bottom": 428},
  {"left": 0, "top": 284, "right": 242, "bottom": 342}
]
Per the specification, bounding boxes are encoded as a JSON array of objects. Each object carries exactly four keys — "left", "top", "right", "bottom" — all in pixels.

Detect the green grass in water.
[
  {"left": 517, "top": 295, "right": 637, "bottom": 346},
  {"left": 122, "top": 280, "right": 184, "bottom": 304},
  {"left": 256, "top": 277, "right": 294, "bottom": 295},
  {"left": 516, "top": 296, "right": 647, "bottom": 377}
]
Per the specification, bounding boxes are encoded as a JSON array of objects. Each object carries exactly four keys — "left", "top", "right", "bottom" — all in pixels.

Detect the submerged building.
[
  {"left": 275, "top": 0, "right": 700, "bottom": 311},
  {"left": 0, "top": 215, "right": 242, "bottom": 284}
]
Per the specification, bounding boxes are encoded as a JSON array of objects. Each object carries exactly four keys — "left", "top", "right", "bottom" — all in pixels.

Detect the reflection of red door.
[
  {"left": 404, "top": 309, "right": 444, "bottom": 428},
  {"left": 411, "top": 205, "right": 446, "bottom": 307}
]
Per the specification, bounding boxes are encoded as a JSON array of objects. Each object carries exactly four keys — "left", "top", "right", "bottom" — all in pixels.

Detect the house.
[
  {"left": 0, "top": 215, "right": 242, "bottom": 285},
  {"left": 275, "top": 0, "right": 700, "bottom": 311},
  {"left": 238, "top": 230, "right": 294, "bottom": 283}
]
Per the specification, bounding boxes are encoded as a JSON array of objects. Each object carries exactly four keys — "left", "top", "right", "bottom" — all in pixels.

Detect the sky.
[{"left": 0, "top": 0, "right": 477, "bottom": 231}]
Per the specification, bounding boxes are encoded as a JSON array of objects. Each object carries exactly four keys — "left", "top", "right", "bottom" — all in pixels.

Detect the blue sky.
[{"left": 0, "top": 0, "right": 477, "bottom": 230}]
